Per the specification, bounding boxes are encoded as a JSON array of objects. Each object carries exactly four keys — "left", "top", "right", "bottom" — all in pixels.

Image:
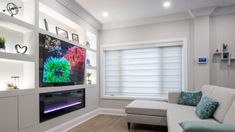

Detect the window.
[{"left": 102, "top": 41, "right": 185, "bottom": 99}]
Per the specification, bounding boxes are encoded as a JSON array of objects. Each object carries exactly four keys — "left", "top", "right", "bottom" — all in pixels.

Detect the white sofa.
[{"left": 125, "top": 85, "right": 235, "bottom": 132}]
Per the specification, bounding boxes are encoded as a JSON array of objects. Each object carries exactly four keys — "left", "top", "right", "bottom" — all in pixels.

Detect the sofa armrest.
[{"left": 168, "top": 91, "right": 181, "bottom": 104}]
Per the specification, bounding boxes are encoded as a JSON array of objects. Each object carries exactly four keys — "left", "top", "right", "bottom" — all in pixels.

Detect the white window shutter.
[{"left": 104, "top": 43, "right": 183, "bottom": 98}]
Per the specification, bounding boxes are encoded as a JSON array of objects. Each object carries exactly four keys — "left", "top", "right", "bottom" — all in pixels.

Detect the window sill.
[{"left": 100, "top": 95, "right": 168, "bottom": 102}]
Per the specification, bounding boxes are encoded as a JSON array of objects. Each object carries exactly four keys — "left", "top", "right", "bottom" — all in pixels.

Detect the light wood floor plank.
[{"left": 69, "top": 115, "right": 167, "bottom": 132}]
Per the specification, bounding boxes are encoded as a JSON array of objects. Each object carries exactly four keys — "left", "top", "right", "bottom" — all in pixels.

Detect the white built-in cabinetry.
[{"left": 0, "top": 0, "right": 98, "bottom": 131}]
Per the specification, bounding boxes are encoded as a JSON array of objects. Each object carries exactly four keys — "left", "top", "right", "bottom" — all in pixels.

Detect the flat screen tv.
[{"left": 39, "top": 33, "right": 86, "bottom": 87}]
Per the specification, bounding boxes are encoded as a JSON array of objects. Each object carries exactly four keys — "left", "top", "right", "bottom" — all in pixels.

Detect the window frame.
[{"left": 100, "top": 38, "right": 188, "bottom": 100}]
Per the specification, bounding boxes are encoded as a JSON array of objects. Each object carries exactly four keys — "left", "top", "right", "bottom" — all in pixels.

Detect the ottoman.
[{"left": 125, "top": 100, "right": 168, "bottom": 129}]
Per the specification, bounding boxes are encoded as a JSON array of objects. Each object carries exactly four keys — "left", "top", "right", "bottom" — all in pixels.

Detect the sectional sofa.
[{"left": 125, "top": 85, "right": 235, "bottom": 132}]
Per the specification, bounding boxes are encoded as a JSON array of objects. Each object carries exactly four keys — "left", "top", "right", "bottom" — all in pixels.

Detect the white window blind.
[{"left": 104, "top": 43, "right": 183, "bottom": 98}]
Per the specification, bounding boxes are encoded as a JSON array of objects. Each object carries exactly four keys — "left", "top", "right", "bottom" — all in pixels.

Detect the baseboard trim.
[
  {"left": 46, "top": 108, "right": 125, "bottom": 132},
  {"left": 98, "top": 108, "right": 126, "bottom": 116}
]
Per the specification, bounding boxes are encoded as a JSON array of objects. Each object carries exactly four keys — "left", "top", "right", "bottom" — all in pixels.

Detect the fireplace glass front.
[{"left": 40, "top": 88, "right": 85, "bottom": 122}]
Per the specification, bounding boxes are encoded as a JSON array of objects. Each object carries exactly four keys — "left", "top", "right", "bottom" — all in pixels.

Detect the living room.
[{"left": 0, "top": 0, "right": 234, "bottom": 132}]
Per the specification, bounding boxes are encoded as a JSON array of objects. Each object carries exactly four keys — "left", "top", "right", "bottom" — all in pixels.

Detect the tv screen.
[{"left": 39, "top": 33, "right": 86, "bottom": 87}]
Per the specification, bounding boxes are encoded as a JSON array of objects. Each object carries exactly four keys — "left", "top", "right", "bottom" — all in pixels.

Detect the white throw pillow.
[{"left": 209, "top": 86, "right": 235, "bottom": 123}]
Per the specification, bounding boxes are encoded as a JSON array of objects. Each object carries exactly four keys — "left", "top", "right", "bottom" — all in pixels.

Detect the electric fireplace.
[{"left": 40, "top": 89, "right": 85, "bottom": 122}]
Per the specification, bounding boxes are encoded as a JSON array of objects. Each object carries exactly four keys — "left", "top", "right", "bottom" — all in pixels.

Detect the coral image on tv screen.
[{"left": 39, "top": 33, "right": 86, "bottom": 87}]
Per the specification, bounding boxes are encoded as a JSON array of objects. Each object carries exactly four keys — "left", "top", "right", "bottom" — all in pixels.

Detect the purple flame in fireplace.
[{"left": 44, "top": 101, "right": 82, "bottom": 114}]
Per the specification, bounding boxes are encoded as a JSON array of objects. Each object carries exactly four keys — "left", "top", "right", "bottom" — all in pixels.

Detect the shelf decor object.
[
  {"left": 213, "top": 43, "right": 235, "bottom": 65},
  {"left": 11, "top": 76, "right": 19, "bottom": 89},
  {"left": 72, "top": 33, "right": 79, "bottom": 44},
  {"left": 87, "top": 73, "right": 92, "bottom": 84},
  {"left": 56, "top": 26, "right": 68, "bottom": 39},
  {"left": 0, "top": 36, "right": 6, "bottom": 51},
  {"left": 15, "top": 44, "right": 28, "bottom": 54},
  {"left": 86, "top": 58, "right": 91, "bottom": 66},
  {"left": 2, "top": 2, "right": 22, "bottom": 17},
  {"left": 86, "top": 41, "right": 90, "bottom": 48},
  {"left": 44, "top": 19, "right": 49, "bottom": 31},
  {"left": 5, "top": 82, "right": 15, "bottom": 91}
]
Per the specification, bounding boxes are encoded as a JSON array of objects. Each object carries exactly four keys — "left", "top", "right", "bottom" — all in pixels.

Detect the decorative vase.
[
  {"left": 0, "top": 37, "right": 6, "bottom": 51},
  {"left": 88, "top": 80, "right": 92, "bottom": 84}
]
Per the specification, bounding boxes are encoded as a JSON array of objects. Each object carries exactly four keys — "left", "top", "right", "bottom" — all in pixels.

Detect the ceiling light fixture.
[
  {"left": 163, "top": 1, "right": 171, "bottom": 8},
  {"left": 102, "top": 12, "right": 109, "bottom": 17}
]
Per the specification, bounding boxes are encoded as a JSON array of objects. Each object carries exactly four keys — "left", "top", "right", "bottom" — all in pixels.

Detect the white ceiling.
[{"left": 75, "top": 0, "right": 235, "bottom": 24}]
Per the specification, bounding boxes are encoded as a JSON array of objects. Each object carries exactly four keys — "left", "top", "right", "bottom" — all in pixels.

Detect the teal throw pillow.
[
  {"left": 179, "top": 121, "right": 235, "bottom": 132},
  {"left": 196, "top": 96, "right": 219, "bottom": 119},
  {"left": 178, "top": 91, "right": 202, "bottom": 106}
]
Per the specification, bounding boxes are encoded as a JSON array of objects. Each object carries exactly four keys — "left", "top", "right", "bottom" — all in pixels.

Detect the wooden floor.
[{"left": 69, "top": 115, "right": 167, "bottom": 132}]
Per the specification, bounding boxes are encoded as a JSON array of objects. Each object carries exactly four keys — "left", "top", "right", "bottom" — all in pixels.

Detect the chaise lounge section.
[{"left": 125, "top": 85, "right": 235, "bottom": 132}]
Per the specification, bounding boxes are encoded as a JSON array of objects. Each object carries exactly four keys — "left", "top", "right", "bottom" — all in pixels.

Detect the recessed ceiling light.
[
  {"left": 102, "top": 12, "right": 109, "bottom": 17},
  {"left": 163, "top": 1, "right": 171, "bottom": 8}
]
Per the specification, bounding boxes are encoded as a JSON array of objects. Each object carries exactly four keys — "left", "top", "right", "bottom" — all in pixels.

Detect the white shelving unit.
[
  {"left": 214, "top": 51, "right": 235, "bottom": 65},
  {"left": 86, "top": 31, "right": 97, "bottom": 85},
  {"left": 0, "top": 0, "right": 98, "bottom": 91},
  {"left": 39, "top": 2, "right": 86, "bottom": 45},
  {"left": 0, "top": 0, "right": 36, "bottom": 25},
  {"left": 0, "top": 0, "right": 36, "bottom": 92},
  {"left": 0, "top": 0, "right": 98, "bottom": 132}
]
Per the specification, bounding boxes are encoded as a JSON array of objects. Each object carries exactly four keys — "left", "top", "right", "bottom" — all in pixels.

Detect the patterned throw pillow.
[
  {"left": 196, "top": 96, "right": 219, "bottom": 119},
  {"left": 178, "top": 91, "right": 203, "bottom": 106}
]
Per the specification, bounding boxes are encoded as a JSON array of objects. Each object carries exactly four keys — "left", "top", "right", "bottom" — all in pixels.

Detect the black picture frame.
[
  {"left": 56, "top": 27, "right": 68, "bottom": 39},
  {"left": 72, "top": 33, "right": 79, "bottom": 44}
]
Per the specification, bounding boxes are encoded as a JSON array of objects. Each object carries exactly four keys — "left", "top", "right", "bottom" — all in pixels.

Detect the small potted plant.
[
  {"left": 0, "top": 36, "right": 6, "bottom": 51},
  {"left": 87, "top": 73, "right": 92, "bottom": 84}
]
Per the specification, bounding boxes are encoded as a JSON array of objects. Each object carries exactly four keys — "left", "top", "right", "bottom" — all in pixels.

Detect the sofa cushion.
[
  {"left": 209, "top": 86, "right": 235, "bottom": 123},
  {"left": 179, "top": 121, "right": 235, "bottom": 132},
  {"left": 167, "top": 104, "right": 217, "bottom": 132},
  {"left": 201, "top": 85, "right": 216, "bottom": 96},
  {"left": 195, "top": 96, "right": 219, "bottom": 119},
  {"left": 125, "top": 100, "right": 168, "bottom": 117},
  {"left": 178, "top": 91, "right": 202, "bottom": 106},
  {"left": 168, "top": 91, "right": 181, "bottom": 104},
  {"left": 223, "top": 100, "right": 235, "bottom": 125}
]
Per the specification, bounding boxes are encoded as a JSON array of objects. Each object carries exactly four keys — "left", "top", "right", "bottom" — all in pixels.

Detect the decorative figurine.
[
  {"left": 15, "top": 44, "right": 28, "bottom": 54},
  {"left": 86, "top": 58, "right": 91, "bottom": 66},
  {"left": 87, "top": 73, "right": 92, "bottom": 84},
  {"left": 223, "top": 43, "right": 228, "bottom": 53},
  {"left": 5, "top": 82, "right": 15, "bottom": 91},
  {"left": 86, "top": 41, "right": 90, "bottom": 48},
  {"left": 2, "top": 3, "right": 22, "bottom": 17}
]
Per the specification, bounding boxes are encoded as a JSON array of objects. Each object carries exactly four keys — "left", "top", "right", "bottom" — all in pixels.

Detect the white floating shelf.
[
  {"left": 0, "top": 88, "right": 35, "bottom": 98},
  {"left": 0, "top": 52, "right": 35, "bottom": 62},
  {"left": 86, "top": 84, "right": 97, "bottom": 88},
  {"left": 86, "top": 47, "right": 96, "bottom": 52},
  {"left": 0, "top": 12, "right": 35, "bottom": 31},
  {"left": 86, "top": 66, "right": 97, "bottom": 69}
]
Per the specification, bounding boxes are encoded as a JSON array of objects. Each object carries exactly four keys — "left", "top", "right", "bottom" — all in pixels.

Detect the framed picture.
[
  {"left": 72, "top": 33, "right": 79, "bottom": 44},
  {"left": 56, "top": 27, "right": 68, "bottom": 39}
]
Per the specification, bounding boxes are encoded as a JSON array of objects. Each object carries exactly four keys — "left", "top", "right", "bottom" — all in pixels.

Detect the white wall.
[
  {"left": 193, "top": 16, "right": 210, "bottom": 90},
  {"left": 210, "top": 14, "right": 235, "bottom": 88},
  {"left": 99, "top": 20, "right": 196, "bottom": 109},
  {"left": 99, "top": 13, "right": 235, "bottom": 109}
]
